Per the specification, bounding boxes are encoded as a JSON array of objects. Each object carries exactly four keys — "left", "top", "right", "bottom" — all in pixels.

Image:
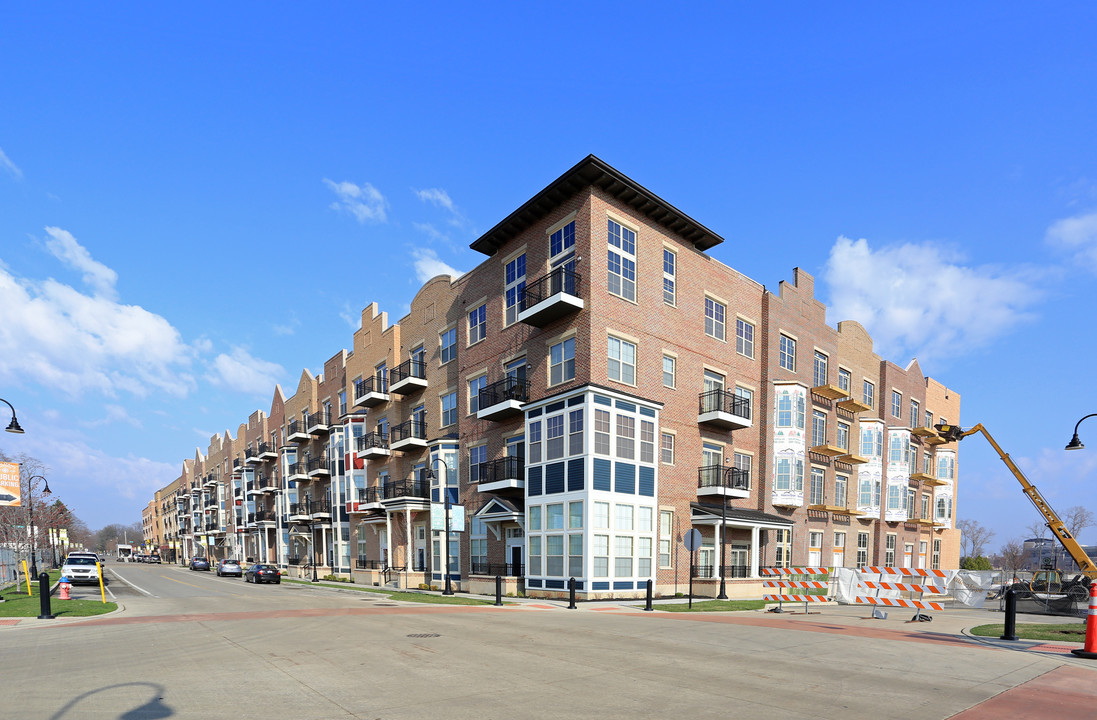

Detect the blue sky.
[{"left": 1, "top": 4, "right": 1096, "bottom": 551}]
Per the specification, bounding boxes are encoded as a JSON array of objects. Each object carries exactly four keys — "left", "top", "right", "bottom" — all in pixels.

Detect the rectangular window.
[
  {"left": 546, "top": 535, "right": 564, "bottom": 577},
  {"left": 921, "top": 494, "right": 930, "bottom": 520},
  {"left": 735, "top": 386, "right": 753, "bottom": 419},
  {"left": 837, "top": 421, "right": 850, "bottom": 451},
  {"left": 932, "top": 539, "right": 941, "bottom": 570},
  {"left": 615, "top": 504, "right": 634, "bottom": 531},
  {"left": 468, "top": 304, "right": 486, "bottom": 345},
  {"left": 923, "top": 452, "right": 932, "bottom": 476},
  {"left": 504, "top": 253, "right": 526, "bottom": 327},
  {"left": 608, "top": 336, "right": 637, "bottom": 385},
  {"left": 594, "top": 410, "right": 611, "bottom": 455},
  {"left": 812, "top": 410, "right": 827, "bottom": 447},
  {"left": 659, "top": 510, "right": 673, "bottom": 567},
  {"left": 779, "top": 334, "right": 796, "bottom": 371},
  {"left": 734, "top": 452, "right": 751, "bottom": 487},
  {"left": 546, "top": 414, "right": 565, "bottom": 460},
  {"left": 662, "top": 354, "right": 675, "bottom": 388},
  {"left": 469, "top": 444, "right": 487, "bottom": 483},
  {"left": 593, "top": 501, "right": 610, "bottom": 529},
  {"left": 910, "top": 399, "right": 920, "bottom": 429},
  {"left": 569, "top": 501, "right": 583, "bottom": 529},
  {"left": 663, "top": 248, "right": 676, "bottom": 305},
  {"left": 810, "top": 467, "right": 825, "bottom": 505},
  {"left": 640, "top": 421, "right": 655, "bottom": 463},
  {"left": 441, "top": 391, "right": 457, "bottom": 427},
  {"left": 637, "top": 537, "right": 652, "bottom": 577},
  {"left": 614, "top": 536, "right": 633, "bottom": 577},
  {"left": 440, "top": 328, "right": 457, "bottom": 364},
  {"left": 891, "top": 390, "right": 902, "bottom": 418},
  {"left": 736, "top": 318, "right": 754, "bottom": 358},
  {"left": 838, "top": 367, "right": 851, "bottom": 393},
  {"left": 547, "top": 503, "right": 565, "bottom": 530},
  {"left": 860, "top": 425, "right": 881, "bottom": 457},
  {"left": 776, "top": 458, "right": 804, "bottom": 492},
  {"left": 593, "top": 534, "right": 609, "bottom": 577},
  {"left": 528, "top": 420, "right": 542, "bottom": 464},
  {"left": 775, "top": 529, "right": 792, "bottom": 568},
  {"left": 907, "top": 488, "right": 917, "bottom": 519},
  {"left": 568, "top": 534, "right": 583, "bottom": 577},
  {"left": 936, "top": 454, "right": 955, "bottom": 480},
  {"left": 569, "top": 409, "right": 583, "bottom": 456},
  {"left": 549, "top": 338, "right": 576, "bottom": 385},
  {"left": 660, "top": 432, "right": 675, "bottom": 464},
  {"left": 637, "top": 506, "right": 653, "bottom": 532},
  {"left": 607, "top": 219, "right": 637, "bottom": 302},
  {"left": 468, "top": 375, "right": 486, "bottom": 415},
  {"left": 835, "top": 474, "right": 848, "bottom": 507},
  {"left": 813, "top": 351, "right": 828, "bottom": 388},
  {"left": 856, "top": 532, "right": 869, "bottom": 568},
  {"left": 885, "top": 534, "right": 896, "bottom": 566},
  {"left": 529, "top": 506, "right": 542, "bottom": 531},
  {"left": 550, "top": 220, "right": 575, "bottom": 257},
  {"left": 704, "top": 297, "right": 726, "bottom": 341},
  {"left": 863, "top": 380, "right": 875, "bottom": 409},
  {"left": 925, "top": 410, "right": 933, "bottom": 429},
  {"left": 529, "top": 536, "right": 542, "bottom": 575},
  {"left": 616, "top": 415, "right": 635, "bottom": 460},
  {"left": 776, "top": 390, "right": 805, "bottom": 429}
]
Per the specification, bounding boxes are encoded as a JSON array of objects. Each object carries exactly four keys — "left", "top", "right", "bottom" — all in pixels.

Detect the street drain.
[{"left": 407, "top": 633, "right": 440, "bottom": 638}]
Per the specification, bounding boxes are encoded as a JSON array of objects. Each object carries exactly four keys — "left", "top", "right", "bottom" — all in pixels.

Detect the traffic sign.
[{"left": 683, "top": 529, "right": 702, "bottom": 552}]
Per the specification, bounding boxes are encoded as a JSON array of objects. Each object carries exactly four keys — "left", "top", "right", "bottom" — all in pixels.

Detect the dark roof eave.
[{"left": 470, "top": 155, "right": 723, "bottom": 256}]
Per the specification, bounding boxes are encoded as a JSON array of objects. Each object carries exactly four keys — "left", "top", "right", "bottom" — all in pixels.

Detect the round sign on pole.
[{"left": 683, "top": 529, "right": 702, "bottom": 552}]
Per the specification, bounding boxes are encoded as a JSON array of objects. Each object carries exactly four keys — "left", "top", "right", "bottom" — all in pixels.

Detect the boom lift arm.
[{"left": 934, "top": 423, "right": 1097, "bottom": 580}]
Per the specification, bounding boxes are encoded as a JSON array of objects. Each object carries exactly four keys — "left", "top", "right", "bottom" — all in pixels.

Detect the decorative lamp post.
[
  {"left": 1, "top": 398, "right": 24, "bottom": 434},
  {"left": 1065, "top": 413, "right": 1097, "bottom": 451},
  {"left": 26, "top": 475, "right": 51, "bottom": 577},
  {"left": 426, "top": 464, "right": 454, "bottom": 595}
]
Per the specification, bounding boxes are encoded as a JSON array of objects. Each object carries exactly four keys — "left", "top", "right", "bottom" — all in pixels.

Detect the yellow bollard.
[
  {"left": 22, "top": 560, "right": 31, "bottom": 596},
  {"left": 97, "top": 562, "right": 106, "bottom": 603}
]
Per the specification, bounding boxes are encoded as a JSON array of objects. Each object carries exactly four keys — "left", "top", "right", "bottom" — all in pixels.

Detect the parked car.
[
  {"left": 149, "top": 554, "right": 162, "bottom": 564},
  {"left": 61, "top": 555, "right": 102, "bottom": 585},
  {"left": 243, "top": 563, "right": 281, "bottom": 584},
  {"left": 189, "top": 557, "right": 211, "bottom": 571},
  {"left": 216, "top": 559, "right": 243, "bottom": 577}
]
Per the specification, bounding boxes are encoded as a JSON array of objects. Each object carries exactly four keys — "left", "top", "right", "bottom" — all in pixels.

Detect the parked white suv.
[{"left": 61, "top": 555, "right": 102, "bottom": 585}]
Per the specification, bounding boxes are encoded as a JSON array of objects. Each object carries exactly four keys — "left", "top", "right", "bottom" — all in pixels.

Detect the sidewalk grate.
[{"left": 407, "top": 633, "right": 440, "bottom": 638}]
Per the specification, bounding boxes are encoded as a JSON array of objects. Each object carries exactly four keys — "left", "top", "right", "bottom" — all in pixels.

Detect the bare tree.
[
  {"left": 1063, "top": 506, "right": 1095, "bottom": 539},
  {"left": 1025, "top": 520, "right": 1048, "bottom": 541},
  {"left": 957, "top": 518, "right": 995, "bottom": 559},
  {"left": 994, "top": 539, "right": 1027, "bottom": 578}
]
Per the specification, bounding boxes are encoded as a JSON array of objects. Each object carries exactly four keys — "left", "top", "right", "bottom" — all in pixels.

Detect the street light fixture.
[
  {"left": 1, "top": 398, "right": 24, "bottom": 434},
  {"left": 26, "top": 475, "right": 51, "bottom": 577},
  {"left": 425, "top": 464, "right": 454, "bottom": 596},
  {"left": 1065, "top": 413, "right": 1097, "bottom": 451}
]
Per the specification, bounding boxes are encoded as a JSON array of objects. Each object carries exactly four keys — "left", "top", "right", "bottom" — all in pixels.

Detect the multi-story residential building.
[{"left": 152, "top": 155, "right": 961, "bottom": 597}]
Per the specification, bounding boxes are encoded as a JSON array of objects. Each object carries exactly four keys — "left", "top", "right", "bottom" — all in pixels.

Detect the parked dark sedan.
[
  {"left": 189, "top": 557, "right": 211, "bottom": 571},
  {"left": 244, "top": 563, "right": 281, "bottom": 584}
]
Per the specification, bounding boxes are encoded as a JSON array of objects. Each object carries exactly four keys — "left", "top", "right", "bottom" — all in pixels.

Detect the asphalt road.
[{"left": 3, "top": 564, "right": 1094, "bottom": 719}]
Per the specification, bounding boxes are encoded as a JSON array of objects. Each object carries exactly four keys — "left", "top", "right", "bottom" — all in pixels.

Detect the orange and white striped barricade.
[
  {"left": 857, "top": 567, "right": 946, "bottom": 621},
  {"left": 762, "top": 567, "right": 832, "bottom": 613}
]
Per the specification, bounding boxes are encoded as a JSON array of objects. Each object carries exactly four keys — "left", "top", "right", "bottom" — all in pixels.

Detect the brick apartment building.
[{"left": 145, "top": 155, "right": 962, "bottom": 598}]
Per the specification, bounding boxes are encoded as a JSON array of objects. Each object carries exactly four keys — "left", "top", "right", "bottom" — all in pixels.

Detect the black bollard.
[
  {"left": 495, "top": 575, "right": 503, "bottom": 606},
  {"left": 1000, "top": 587, "right": 1018, "bottom": 641},
  {"left": 37, "top": 572, "right": 55, "bottom": 620},
  {"left": 568, "top": 577, "right": 577, "bottom": 609},
  {"left": 644, "top": 579, "right": 654, "bottom": 611}
]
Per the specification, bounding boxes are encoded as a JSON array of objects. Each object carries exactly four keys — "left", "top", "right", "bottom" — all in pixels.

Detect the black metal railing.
[
  {"left": 354, "top": 374, "right": 388, "bottom": 401},
  {"left": 391, "top": 419, "right": 427, "bottom": 444},
  {"left": 382, "top": 479, "right": 430, "bottom": 500},
  {"left": 471, "top": 561, "right": 524, "bottom": 577},
  {"left": 309, "top": 499, "right": 332, "bottom": 515},
  {"left": 390, "top": 358, "right": 426, "bottom": 387},
  {"left": 246, "top": 479, "right": 256, "bottom": 492},
  {"left": 478, "top": 377, "right": 530, "bottom": 410},
  {"left": 307, "top": 457, "right": 329, "bottom": 474},
  {"left": 204, "top": 521, "right": 219, "bottom": 531},
  {"left": 356, "top": 557, "right": 385, "bottom": 569},
  {"left": 233, "top": 486, "right": 242, "bottom": 497},
  {"left": 246, "top": 512, "right": 256, "bottom": 524},
  {"left": 697, "top": 465, "right": 751, "bottom": 491},
  {"left": 357, "top": 486, "right": 382, "bottom": 504},
  {"left": 245, "top": 446, "right": 257, "bottom": 460},
  {"left": 288, "top": 556, "right": 303, "bottom": 566},
  {"left": 306, "top": 409, "right": 331, "bottom": 429},
  {"left": 254, "top": 509, "right": 276, "bottom": 522},
  {"left": 289, "top": 502, "right": 310, "bottom": 516},
  {"left": 257, "top": 473, "right": 272, "bottom": 487},
  {"left": 692, "top": 565, "right": 750, "bottom": 579},
  {"left": 519, "top": 267, "right": 581, "bottom": 310},
  {"left": 698, "top": 388, "right": 752, "bottom": 420},
  {"left": 257, "top": 442, "right": 272, "bottom": 456},
  {"left": 477, "top": 455, "right": 524, "bottom": 484},
  {"left": 287, "top": 462, "right": 307, "bottom": 477},
  {"left": 356, "top": 432, "right": 389, "bottom": 454},
  {"left": 287, "top": 419, "right": 306, "bottom": 437}
]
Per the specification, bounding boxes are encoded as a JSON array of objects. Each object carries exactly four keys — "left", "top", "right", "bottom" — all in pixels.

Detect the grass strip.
[
  {"left": 280, "top": 578, "right": 503, "bottom": 605},
  {"left": 968, "top": 623, "right": 1087, "bottom": 642},
  {"left": 0, "top": 573, "right": 117, "bottom": 618},
  {"left": 649, "top": 599, "right": 767, "bottom": 612}
]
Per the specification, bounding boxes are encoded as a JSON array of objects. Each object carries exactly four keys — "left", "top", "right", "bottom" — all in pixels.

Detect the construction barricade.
[
  {"left": 846, "top": 567, "right": 947, "bottom": 620},
  {"left": 762, "top": 567, "right": 833, "bottom": 613}
]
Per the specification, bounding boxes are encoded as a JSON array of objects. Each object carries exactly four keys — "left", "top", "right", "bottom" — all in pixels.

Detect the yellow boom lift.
[{"left": 934, "top": 423, "right": 1095, "bottom": 600}]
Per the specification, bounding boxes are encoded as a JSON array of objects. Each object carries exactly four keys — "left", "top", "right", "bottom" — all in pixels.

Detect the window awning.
[{"left": 690, "top": 503, "right": 794, "bottom": 530}]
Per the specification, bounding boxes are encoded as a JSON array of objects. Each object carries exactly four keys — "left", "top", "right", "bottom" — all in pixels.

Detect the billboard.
[{"left": 0, "top": 462, "right": 20, "bottom": 507}]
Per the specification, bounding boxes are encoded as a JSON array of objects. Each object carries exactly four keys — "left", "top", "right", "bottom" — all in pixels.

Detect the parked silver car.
[{"left": 216, "top": 559, "right": 242, "bottom": 577}]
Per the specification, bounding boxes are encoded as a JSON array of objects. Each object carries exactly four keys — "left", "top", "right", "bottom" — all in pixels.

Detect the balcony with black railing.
[
  {"left": 245, "top": 446, "right": 260, "bottom": 464},
  {"left": 309, "top": 499, "right": 332, "bottom": 517},
  {"left": 287, "top": 418, "right": 312, "bottom": 443},
  {"left": 390, "top": 419, "right": 427, "bottom": 451},
  {"left": 306, "top": 409, "right": 332, "bottom": 435},
  {"left": 258, "top": 473, "right": 277, "bottom": 491},
  {"left": 354, "top": 374, "right": 390, "bottom": 407},
  {"left": 389, "top": 358, "right": 427, "bottom": 394},
  {"left": 381, "top": 479, "right": 431, "bottom": 503},
  {"left": 476, "top": 455, "right": 525, "bottom": 493},
  {"left": 477, "top": 377, "right": 530, "bottom": 420},
  {"left": 257, "top": 442, "right": 277, "bottom": 460},
  {"left": 307, "top": 457, "right": 330, "bottom": 477},
  {"left": 697, "top": 465, "right": 751, "bottom": 499},
  {"left": 352, "top": 485, "right": 383, "bottom": 511},
  {"left": 356, "top": 431, "right": 390, "bottom": 459},
  {"left": 691, "top": 565, "right": 750, "bottom": 579},
  {"left": 286, "top": 461, "right": 308, "bottom": 481},
  {"left": 470, "top": 561, "right": 524, "bottom": 577},
  {"left": 518, "top": 267, "right": 583, "bottom": 326},
  {"left": 697, "top": 388, "right": 752, "bottom": 430},
  {"left": 254, "top": 509, "right": 277, "bottom": 523},
  {"left": 288, "top": 502, "right": 311, "bottom": 519}
]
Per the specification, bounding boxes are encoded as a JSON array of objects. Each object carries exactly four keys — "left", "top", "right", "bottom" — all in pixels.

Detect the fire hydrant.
[{"left": 58, "top": 577, "right": 71, "bottom": 600}]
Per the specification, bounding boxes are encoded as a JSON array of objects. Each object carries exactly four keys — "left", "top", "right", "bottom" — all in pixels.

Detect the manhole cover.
[{"left": 407, "top": 633, "right": 440, "bottom": 638}]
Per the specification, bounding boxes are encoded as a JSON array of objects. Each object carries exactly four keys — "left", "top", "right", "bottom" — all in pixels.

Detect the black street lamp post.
[
  {"left": 1, "top": 397, "right": 24, "bottom": 434},
  {"left": 26, "top": 475, "right": 51, "bottom": 577},
  {"left": 1065, "top": 413, "right": 1097, "bottom": 451},
  {"left": 426, "top": 464, "right": 455, "bottom": 595}
]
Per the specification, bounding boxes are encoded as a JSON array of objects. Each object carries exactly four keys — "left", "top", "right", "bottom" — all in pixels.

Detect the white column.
[
  {"left": 385, "top": 513, "right": 393, "bottom": 568},
  {"left": 405, "top": 508, "right": 413, "bottom": 569},
  {"left": 750, "top": 526, "right": 761, "bottom": 578}
]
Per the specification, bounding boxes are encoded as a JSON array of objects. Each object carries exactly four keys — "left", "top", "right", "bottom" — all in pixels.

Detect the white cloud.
[
  {"left": 1045, "top": 211, "right": 1097, "bottom": 272},
  {"left": 410, "top": 247, "right": 462, "bottom": 283},
  {"left": 79, "top": 404, "right": 142, "bottom": 429},
  {"left": 206, "top": 347, "right": 285, "bottom": 396},
  {"left": 823, "top": 236, "right": 1040, "bottom": 365},
  {"left": 43, "top": 226, "right": 119, "bottom": 299},
  {"left": 414, "top": 188, "right": 455, "bottom": 212},
  {"left": 413, "top": 222, "right": 450, "bottom": 243},
  {"left": 323, "top": 178, "right": 388, "bottom": 223},
  {"left": 0, "top": 147, "right": 21, "bottom": 179},
  {"left": 0, "top": 243, "right": 196, "bottom": 397}
]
